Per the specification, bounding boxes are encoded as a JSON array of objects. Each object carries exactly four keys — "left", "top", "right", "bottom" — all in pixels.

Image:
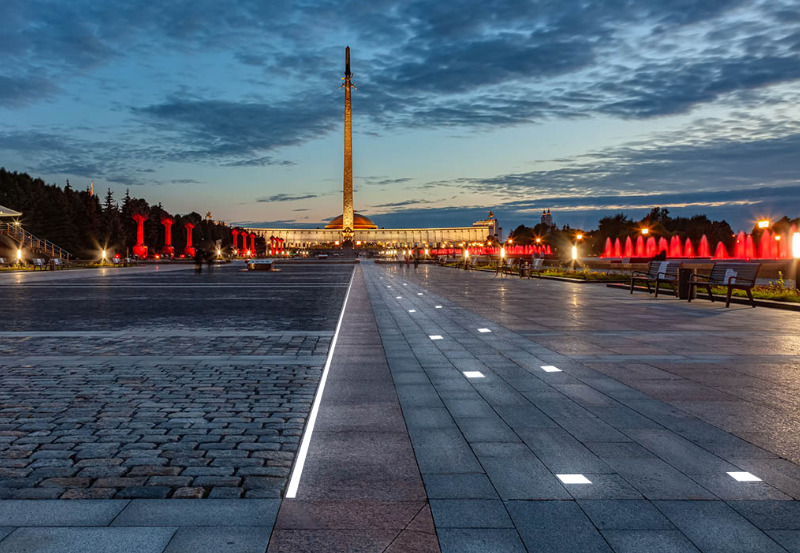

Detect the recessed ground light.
[
  {"left": 387, "top": 286, "right": 392, "bottom": 288},
  {"left": 403, "top": 283, "right": 407, "bottom": 286},
  {"left": 478, "top": 328, "right": 491, "bottom": 333},
  {"left": 728, "top": 472, "right": 761, "bottom": 482},
  {"left": 463, "top": 371, "right": 485, "bottom": 378},
  {"left": 541, "top": 365, "right": 561, "bottom": 372},
  {"left": 409, "top": 310, "right": 416, "bottom": 313},
  {"left": 557, "top": 474, "right": 591, "bottom": 484},
  {"left": 417, "top": 293, "right": 423, "bottom": 296},
  {"left": 435, "top": 305, "right": 442, "bottom": 309},
  {"left": 429, "top": 335, "right": 443, "bottom": 340},
  {"left": 396, "top": 296, "right": 402, "bottom": 299}
]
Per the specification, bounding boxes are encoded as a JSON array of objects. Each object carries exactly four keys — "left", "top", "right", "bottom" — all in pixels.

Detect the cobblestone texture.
[{"left": 0, "top": 263, "right": 352, "bottom": 499}]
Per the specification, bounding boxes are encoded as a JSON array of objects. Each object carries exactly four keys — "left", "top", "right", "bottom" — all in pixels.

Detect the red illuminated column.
[
  {"left": 270, "top": 236, "right": 275, "bottom": 256},
  {"left": 239, "top": 230, "right": 246, "bottom": 252},
  {"left": 184, "top": 223, "right": 196, "bottom": 257},
  {"left": 279, "top": 238, "right": 284, "bottom": 254},
  {"left": 231, "top": 229, "right": 239, "bottom": 254},
  {"left": 161, "top": 217, "right": 175, "bottom": 257},
  {"left": 132, "top": 213, "right": 148, "bottom": 258},
  {"left": 250, "top": 233, "right": 256, "bottom": 254}
]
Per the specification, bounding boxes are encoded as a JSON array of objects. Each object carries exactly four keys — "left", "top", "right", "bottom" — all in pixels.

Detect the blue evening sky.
[{"left": 1, "top": 0, "right": 799, "bottom": 232}]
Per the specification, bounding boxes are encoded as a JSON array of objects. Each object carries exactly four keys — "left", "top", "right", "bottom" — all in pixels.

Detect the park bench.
[
  {"left": 0, "top": 257, "right": 7, "bottom": 266},
  {"left": 688, "top": 262, "right": 760, "bottom": 308},
  {"left": 32, "top": 258, "right": 46, "bottom": 270},
  {"left": 526, "top": 258, "right": 545, "bottom": 279},
  {"left": 630, "top": 261, "right": 680, "bottom": 297},
  {"left": 51, "top": 258, "right": 65, "bottom": 269}
]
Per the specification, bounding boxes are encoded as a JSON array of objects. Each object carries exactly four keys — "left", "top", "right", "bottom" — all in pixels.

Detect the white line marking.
[
  {"left": 541, "top": 365, "right": 562, "bottom": 372},
  {"left": 285, "top": 269, "right": 356, "bottom": 499},
  {"left": 463, "top": 371, "right": 485, "bottom": 378}
]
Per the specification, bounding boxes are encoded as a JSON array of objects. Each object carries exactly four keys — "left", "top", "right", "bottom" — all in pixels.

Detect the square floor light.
[
  {"left": 463, "top": 371, "right": 485, "bottom": 378},
  {"left": 435, "top": 305, "right": 442, "bottom": 309},
  {"left": 409, "top": 310, "right": 416, "bottom": 313},
  {"left": 396, "top": 296, "right": 402, "bottom": 299},
  {"left": 728, "top": 472, "right": 761, "bottom": 482},
  {"left": 541, "top": 365, "right": 562, "bottom": 372},
  {"left": 403, "top": 283, "right": 407, "bottom": 286},
  {"left": 417, "top": 293, "right": 423, "bottom": 296},
  {"left": 429, "top": 335, "right": 443, "bottom": 340},
  {"left": 557, "top": 474, "right": 591, "bottom": 484},
  {"left": 478, "top": 328, "right": 491, "bottom": 333}
]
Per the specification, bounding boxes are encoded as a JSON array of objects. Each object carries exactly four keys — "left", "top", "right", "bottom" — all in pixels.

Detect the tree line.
[{"left": 0, "top": 168, "right": 253, "bottom": 258}]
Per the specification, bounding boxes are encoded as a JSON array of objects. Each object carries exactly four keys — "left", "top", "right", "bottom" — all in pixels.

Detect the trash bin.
[{"left": 678, "top": 267, "right": 695, "bottom": 299}]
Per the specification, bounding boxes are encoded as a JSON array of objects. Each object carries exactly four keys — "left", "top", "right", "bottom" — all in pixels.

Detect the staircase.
[{"left": 0, "top": 223, "right": 73, "bottom": 260}]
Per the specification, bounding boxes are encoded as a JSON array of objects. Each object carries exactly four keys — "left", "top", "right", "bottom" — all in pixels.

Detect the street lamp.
[
  {"left": 757, "top": 219, "right": 770, "bottom": 229},
  {"left": 641, "top": 228, "right": 649, "bottom": 235},
  {"left": 102, "top": 249, "right": 107, "bottom": 264}
]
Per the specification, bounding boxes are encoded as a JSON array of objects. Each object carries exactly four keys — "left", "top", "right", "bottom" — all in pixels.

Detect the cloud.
[
  {"left": 0, "top": 75, "right": 60, "bottom": 108},
  {"left": 221, "top": 156, "right": 296, "bottom": 167},
  {"left": 256, "top": 193, "right": 318, "bottom": 203},
  {"left": 358, "top": 176, "right": 413, "bottom": 186},
  {"left": 133, "top": 95, "right": 339, "bottom": 160},
  {"left": 370, "top": 199, "right": 434, "bottom": 209}
]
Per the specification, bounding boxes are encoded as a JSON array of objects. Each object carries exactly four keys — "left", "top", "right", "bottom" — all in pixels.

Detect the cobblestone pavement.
[{"left": 0, "top": 263, "right": 351, "bottom": 501}]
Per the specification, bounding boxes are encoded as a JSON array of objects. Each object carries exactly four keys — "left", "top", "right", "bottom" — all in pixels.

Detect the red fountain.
[
  {"left": 779, "top": 233, "right": 790, "bottom": 259},
  {"left": 735, "top": 231, "right": 746, "bottom": 258},
  {"left": 614, "top": 238, "right": 622, "bottom": 257},
  {"left": 657, "top": 237, "right": 668, "bottom": 255},
  {"left": 684, "top": 238, "right": 695, "bottom": 258},
  {"left": 713, "top": 242, "right": 729, "bottom": 259},
  {"left": 635, "top": 235, "right": 644, "bottom": 257},
  {"left": 698, "top": 235, "right": 710, "bottom": 257},
  {"left": 250, "top": 233, "right": 256, "bottom": 255},
  {"left": 645, "top": 236, "right": 656, "bottom": 257},
  {"left": 669, "top": 235, "right": 683, "bottom": 257},
  {"left": 745, "top": 234, "right": 756, "bottom": 258},
  {"left": 184, "top": 222, "right": 195, "bottom": 257},
  {"left": 624, "top": 236, "right": 633, "bottom": 257},
  {"left": 132, "top": 213, "right": 148, "bottom": 258},
  {"left": 231, "top": 229, "right": 239, "bottom": 254},
  {"left": 161, "top": 217, "right": 175, "bottom": 257},
  {"left": 270, "top": 236, "right": 275, "bottom": 256},
  {"left": 602, "top": 238, "right": 613, "bottom": 258}
]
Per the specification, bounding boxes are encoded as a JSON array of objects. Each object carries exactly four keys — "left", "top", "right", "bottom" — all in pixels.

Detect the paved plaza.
[{"left": 0, "top": 261, "right": 798, "bottom": 552}]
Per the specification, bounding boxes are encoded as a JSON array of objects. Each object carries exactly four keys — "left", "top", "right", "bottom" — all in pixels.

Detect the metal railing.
[{"left": 0, "top": 222, "right": 72, "bottom": 260}]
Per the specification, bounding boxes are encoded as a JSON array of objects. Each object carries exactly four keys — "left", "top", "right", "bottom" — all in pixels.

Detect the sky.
[{"left": 1, "top": 0, "right": 799, "bottom": 233}]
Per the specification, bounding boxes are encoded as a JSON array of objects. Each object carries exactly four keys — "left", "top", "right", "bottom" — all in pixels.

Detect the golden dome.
[{"left": 324, "top": 213, "right": 378, "bottom": 229}]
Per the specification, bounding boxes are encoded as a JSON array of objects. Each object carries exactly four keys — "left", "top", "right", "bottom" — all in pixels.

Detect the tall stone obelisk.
[{"left": 341, "top": 46, "right": 354, "bottom": 242}]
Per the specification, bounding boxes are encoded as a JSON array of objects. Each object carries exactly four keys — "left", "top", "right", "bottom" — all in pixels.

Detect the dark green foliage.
[{"left": 0, "top": 168, "right": 242, "bottom": 259}]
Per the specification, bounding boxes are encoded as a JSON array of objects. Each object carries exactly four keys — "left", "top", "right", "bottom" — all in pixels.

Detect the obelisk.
[{"left": 342, "top": 46, "right": 354, "bottom": 242}]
